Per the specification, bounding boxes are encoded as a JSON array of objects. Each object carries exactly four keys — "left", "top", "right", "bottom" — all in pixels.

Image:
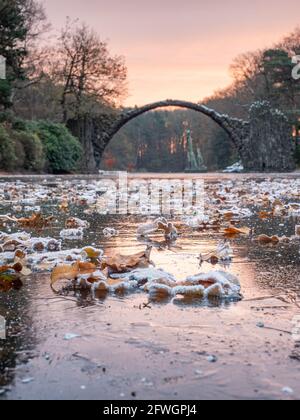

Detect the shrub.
[
  {"left": 0, "top": 110, "right": 15, "bottom": 124},
  {"left": 12, "top": 118, "right": 27, "bottom": 131},
  {"left": 0, "top": 124, "right": 17, "bottom": 171},
  {"left": 12, "top": 130, "right": 45, "bottom": 171},
  {"left": 0, "top": 118, "right": 82, "bottom": 174},
  {"left": 0, "top": 80, "right": 12, "bottom": 109},
  {"left": 28, "top": 121, "right": 82, "bottom": 173},
  {"left": 295, "top": 144, "right": 300, "bottom": 167},
  {"left": 0, "top": 122, "right": 46, "bottom": 172}
]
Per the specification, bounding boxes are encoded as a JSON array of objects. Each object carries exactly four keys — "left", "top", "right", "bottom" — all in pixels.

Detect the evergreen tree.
[{"left": 0, "top": 0, "right": 27, "bottom": 108}]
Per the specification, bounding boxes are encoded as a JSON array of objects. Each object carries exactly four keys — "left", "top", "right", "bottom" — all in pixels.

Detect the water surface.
[{"left": 0, "top": 173, "right": 300, "bottom": 400}]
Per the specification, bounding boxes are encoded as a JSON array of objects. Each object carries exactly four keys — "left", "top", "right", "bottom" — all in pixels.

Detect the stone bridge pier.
[{"left": 68, "top": 100, "right": 295, "bottom": 173}]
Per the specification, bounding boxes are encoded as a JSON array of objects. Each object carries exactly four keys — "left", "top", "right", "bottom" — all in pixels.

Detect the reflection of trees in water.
[
  {"left": 137, "top": 236, "right": 179, "bottom": 252},
  {"left": 248, "top": 239, "right": 300, "bottom": 266},
  {"left": 241, "top": 212, "right": 300, "bottom": 274},
  {"left": 290, "top": 342, "right": 300, "bottom": 363},
  {"left": 173, "top": 296, "right": 236, "bottom": 309},
  {"left": 246, "top": 237, "right": 300, "bottom": 293},
  {"left": 0, "top": 277, "right": 37, "bottom": 390}
]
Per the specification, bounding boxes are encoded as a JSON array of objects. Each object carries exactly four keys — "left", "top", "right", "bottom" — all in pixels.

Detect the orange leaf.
[
  {"left": 255, "top": 234, "right": 280, "bottom": 245},
  {"left": 102, "top": 247, "right": 152, "bottom": 273},
  {"left": 224, "top": 225, "right": 250, "bottom": 238},
  {"left": 258, "top": 211, "right": 273, "bottom": 220},
  {"left": 13, "top": 213, "right": 54, "bottom": 229},
  {"left": 51, "top": 261, "right": 97, "bottom": 286}
]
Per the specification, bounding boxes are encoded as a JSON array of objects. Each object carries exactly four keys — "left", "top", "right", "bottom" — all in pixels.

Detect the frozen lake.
[{"left": 0, "top": 173, "right": 300, "bottom": 400}]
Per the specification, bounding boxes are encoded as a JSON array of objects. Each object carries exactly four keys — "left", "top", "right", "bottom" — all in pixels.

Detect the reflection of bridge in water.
[{"left": 68, "top": 100, "right": 296, "bottom": 173}]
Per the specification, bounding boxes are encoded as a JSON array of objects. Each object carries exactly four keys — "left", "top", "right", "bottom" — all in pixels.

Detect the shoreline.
[{"left": 1, "top": 171, "right": 300, "bottom": 182}]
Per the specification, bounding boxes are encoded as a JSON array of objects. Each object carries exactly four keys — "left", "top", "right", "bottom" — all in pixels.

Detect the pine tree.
[{"left": 0, "top": 0, "right": 28, "bottom": 108}]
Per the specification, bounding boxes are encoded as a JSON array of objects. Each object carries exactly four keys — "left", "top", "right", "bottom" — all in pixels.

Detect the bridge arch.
[
  {"left": 102, "top": 99, "right": 246, "bottom": 153},
  {"left": 68, "top": 99, "right": 295, "bottom": 173}
]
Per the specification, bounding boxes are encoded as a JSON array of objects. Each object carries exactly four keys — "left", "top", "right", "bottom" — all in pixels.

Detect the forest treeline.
[
  {"left": 0, "top": 0, "right": 126, "bottom": 172},
  {"left": 103, "top": 30, "right": 300, "bottom": 171},
  {"left": 1, "top": 0, "right": 300, "bottom": 173}
]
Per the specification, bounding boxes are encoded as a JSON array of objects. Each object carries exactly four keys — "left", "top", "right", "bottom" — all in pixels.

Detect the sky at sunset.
[{"left": 42, "top": 0, "right": 300, "bottom": 106}]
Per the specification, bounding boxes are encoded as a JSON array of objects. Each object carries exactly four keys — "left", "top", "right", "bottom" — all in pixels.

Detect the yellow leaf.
[{"left": 82, "top": 247, "right": 103, "bottom": 259}]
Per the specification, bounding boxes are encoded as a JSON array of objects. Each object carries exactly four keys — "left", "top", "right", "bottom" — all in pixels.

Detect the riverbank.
[{"left": 0, "top": 170, "right": 300, "bottom": 182}]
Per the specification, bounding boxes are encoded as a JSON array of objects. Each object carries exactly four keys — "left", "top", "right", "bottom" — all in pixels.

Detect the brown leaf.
[
  {"left": 65, "top": 217, "right": 82, "bottom": 229},
  {"left": 178, "top": 278, "right": 216, "bottom": 289},
  {"left": 199, "top": 254, "right": 219, "bottom": 266},
  {"left": 13, "top": 213, "right": 54, "bottom": 229},
  {"left": 50, "top": 261, "right": 97, "bottom": 286},
  {"left": 0, "top": 266, "right": 23, "bottom": 293},
  {"left": 272, "top": 199, "right": 283, "bottom": 208},
  {"left": 224, "top": 225, "right": 250, "bottom": 238},
  {"left": 258, "top": 211, "right": 273, "bottom": 220},
  {"left": 102, "top": 247, "right": 152, "bottom": 273},
  {"left": 223, "top": 212, "right": 235, "bottom": 221},
  {"left": 59, "top": 200, "right": 69, "bottom": 213},
  {"left": 254, "top": 234, "right": 280, "bottom": 245},
  {"left": 2, "top": 239, "right": 24, "bottom": 252},
  {"left": 138, "top": 218, "right": 177, "bottom": 240}
]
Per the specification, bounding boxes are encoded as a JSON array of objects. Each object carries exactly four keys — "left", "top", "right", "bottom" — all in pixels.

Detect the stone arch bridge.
[{"left": 68, "top": 99, "right": 295, "bottom": 173}]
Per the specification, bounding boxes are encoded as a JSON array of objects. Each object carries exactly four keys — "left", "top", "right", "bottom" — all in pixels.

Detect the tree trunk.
[{"left": 67, "top": 117, "right": 98, "bottom": 173}]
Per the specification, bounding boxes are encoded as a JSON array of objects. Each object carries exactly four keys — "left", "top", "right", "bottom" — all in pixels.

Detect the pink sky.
[{"left": 42, "top": 0, "right": 300, "bottom": 106}]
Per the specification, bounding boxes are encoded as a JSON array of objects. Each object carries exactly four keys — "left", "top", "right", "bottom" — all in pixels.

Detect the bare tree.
[
  {"left": 53, "top": 20, "right": 127, "bottom": 121},
  {"left": 277, "top": 26, "right": 300, "bottom": 55},
  {"left": 230, "top": 51, "right": 264, "bottom": 97}
]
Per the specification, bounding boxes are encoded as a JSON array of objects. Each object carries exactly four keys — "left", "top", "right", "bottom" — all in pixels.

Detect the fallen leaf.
[
  {"left": 199, "top": 254, "right": 219, "bottom": 266},
  {"left": 157, "top": 220, "right": 178, "bottom": 240},
  {"left": 12, "top": 213, "right": 54, "bottom": 229},
  {"left": 50, "top": 261, "right": 97, "bottom": 286},
  {"left": 82, "top": 247, "right": 103, "bottom": 261},
  {"left": 0, "top": 266, "right": 23, "bottom": 292},
  {"left": 59, "top": 200, "right": 69, "bottom": 213},
  {"left": 224, "top": 225, "right": 250, "bottom": 238},
  {"left": 273, "top": 199, "right": 283, "bottom": 208},
  {"left": 258, "top": 211, "right": 273, "bottom": 219},
  {"left": 254, "top": 234, "right": 280, "bottom": 245},
  {"left": 223, "top": 212, "right": 235, "bottom": 221},
  {"left": 102, "top": 247, "right": 152, "bottom": 273},
  {"left": 137, "top": 218, "right": 177, "bottom": 240},
  {"left": 65, "top": 217, "right": 89, "bottom": 229}
]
